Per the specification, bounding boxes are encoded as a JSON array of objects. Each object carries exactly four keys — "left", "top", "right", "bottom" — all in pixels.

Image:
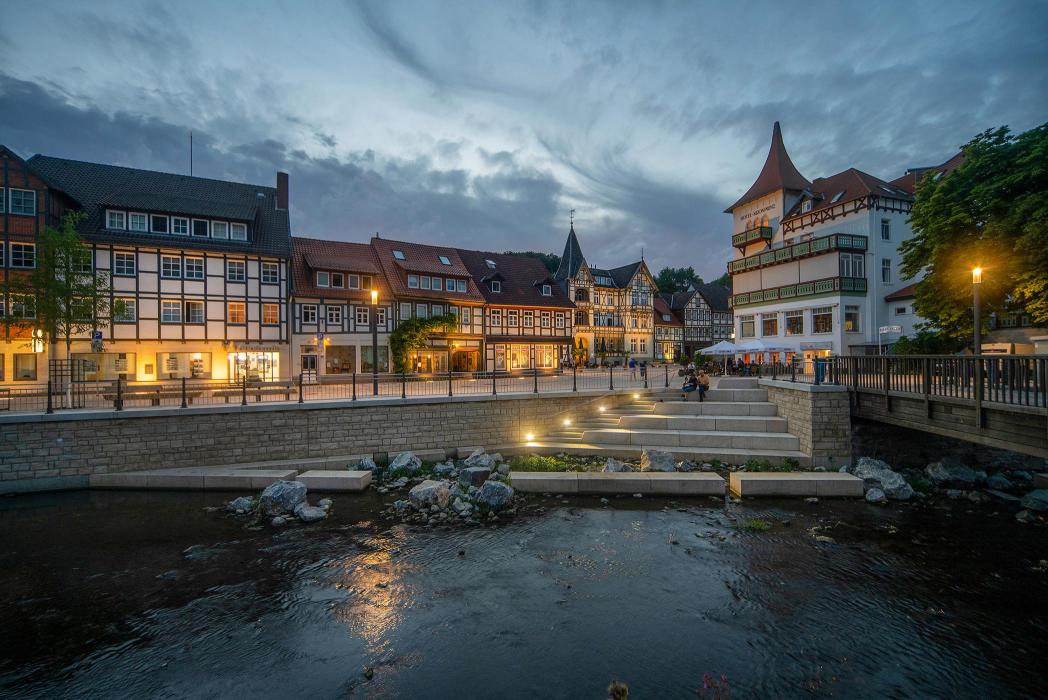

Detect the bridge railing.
[{"left": 827, "top": 355, "right": 1048, "bottom": 409}]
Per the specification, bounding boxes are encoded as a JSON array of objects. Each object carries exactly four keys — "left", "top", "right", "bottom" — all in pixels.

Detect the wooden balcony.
[
  {"left": 731, "top": 225, "right": 773, "bottom": 249},
  {"left": 730, "top": 276, "right": 867, "bottom": 307},
  {"left": 728, "top": 233, "right": 868, "bottom": 274}
]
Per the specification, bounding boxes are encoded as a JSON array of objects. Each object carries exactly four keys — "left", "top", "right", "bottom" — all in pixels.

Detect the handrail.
[{"left": 728, "top": 233, "right": 868, "bottom": 274}]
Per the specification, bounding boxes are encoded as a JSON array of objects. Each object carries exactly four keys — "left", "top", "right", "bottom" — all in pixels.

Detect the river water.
[{"left": 1, "top": 489, "right": 1046, "bottom": 699}]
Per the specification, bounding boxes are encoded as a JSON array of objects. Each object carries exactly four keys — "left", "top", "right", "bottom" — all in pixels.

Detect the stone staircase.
[{"left": 527, "top": 377, "right": 811, "bottom": 467}]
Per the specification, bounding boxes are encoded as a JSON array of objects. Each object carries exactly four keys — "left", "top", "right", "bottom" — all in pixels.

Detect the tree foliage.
[
  {"left": 6, "top": 212, "right": 124, "bottom": 355},
  {"left": 900, "top": 123, "right": 1048, "bottom": 339},
  {"left": 504, "top": 250, "right": 560, "bottom": 273},
  {"left": 891, "top": 331, "right": 965, "bottom": 355},
  {"left": 388, "top": 313, "right": 457, "bottom": 373},
  {"left": 655, "top": 266, "right": 702, "bottom": 294}
]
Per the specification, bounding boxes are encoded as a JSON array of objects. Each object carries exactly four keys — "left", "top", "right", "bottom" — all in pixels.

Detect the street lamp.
[
  {"left": 972, "top": 267, "right": 982, "bottom": 355},
  {"left": 370, "top": 289, "right": 379, "bottom": 396}
]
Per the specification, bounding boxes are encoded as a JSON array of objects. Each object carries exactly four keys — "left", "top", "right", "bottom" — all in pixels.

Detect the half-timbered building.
[
  {"left": 26, "top": 154, "right": 292, "bottom": 382},
  {"left": 653, "top": 296, "right": 683, "bottom": 362}
]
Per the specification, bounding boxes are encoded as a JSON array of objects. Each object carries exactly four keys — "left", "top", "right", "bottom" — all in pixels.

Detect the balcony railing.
[
  {"left": 728, "top": 233, "right": 868, "bottom": 274},
  {"left": 730, "top": 275, "right": 867, "bottom": 307},
  {"left": 731, "top": 225, "right": 773, "bottom": 248}
]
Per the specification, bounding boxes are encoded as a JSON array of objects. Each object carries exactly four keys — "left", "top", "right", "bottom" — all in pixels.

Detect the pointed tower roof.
[
  {"left": 724, "top": 122, "right": 810, "bottom": 212},
  {"left": 554, "top": 223, "right": 587, "bottom": 281}
]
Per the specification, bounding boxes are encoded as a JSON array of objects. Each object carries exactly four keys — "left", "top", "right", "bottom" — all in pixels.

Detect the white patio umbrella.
[{"left": 702, "top": 340, "right": 737, "bottom": 373}]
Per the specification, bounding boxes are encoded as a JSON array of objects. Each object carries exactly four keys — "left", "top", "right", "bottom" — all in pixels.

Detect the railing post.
[
  {"left": 974, "top": 356, "right": 984, "bottom": 428},
  {"left": 882, "top": 356, "right": 890, "bottom": 412},
  {"left": 115, "top": 377, "right": 123, "bottom": 411},
  {"left": 922, "top": 357, "right": 931, "bottom": 418},
  {"left": 572, "top": 363, "right": 577, "bottom": 392},
  {"left": 401, "top": 371, "right": 406, "bottom": 399},
  {"left": 492, "top": 368, "right": 497, "bottom": 396},
  {"left": 772, "top": 361, "right": 778, "bottom": 381},
  {"left": 644, "top": 365, "right": 648, "bottom": 389},
  {"left": 449, "top": 367, "right": 454, "bottom": 397},
  {"left": 352, "top": 369, "right": 357, "bottom": 401},
  {"left": 533, "top": 366, "right": 538, "bottom": 394},
  {"left": 791, "top": 356, "right": 796, "bottom": 382},
  {"left": 298, "top": 372, "right": 305, "bottom": 404},
  {"left": 664, "top": 363, "right": 669, "bottom": 388},
  {"left": 46, "top": 380, "right": 54, "bottom": 414},
  {"left": 241, "top": 374, "right": 248, "bottom": 406},
  {"left": 181, "top": 377, "right": 188, "bottom": 408},
  {"left": 609, "top": 363, "right": 614, "bottom": 390}
]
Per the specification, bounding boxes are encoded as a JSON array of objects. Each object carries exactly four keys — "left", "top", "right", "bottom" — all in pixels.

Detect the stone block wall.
[
  {"left": 0, "top": 390, "right": 634, "bottom": 493},
  {"left": 760, "top": 379, "right": 852, "bottom": 467}
]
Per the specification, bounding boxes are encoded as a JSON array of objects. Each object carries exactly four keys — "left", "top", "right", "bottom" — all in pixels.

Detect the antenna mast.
[{"left": 189, "top": 131, "right": 194, "bottom": 176}]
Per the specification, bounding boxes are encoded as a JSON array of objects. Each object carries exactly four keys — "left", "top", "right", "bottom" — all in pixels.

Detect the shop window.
[
  {"left": 14, "top": 354, "right": 37, "bottom": 381},
  {"left": 361, "top": 345, "right": 389, "bottom": 372},
  {"left": 740, "top": 315, "right": 755, "bottom": 338},
  {"left": 325, "top": 345, "right": 355, "bottom": 374},
  {"left": 844, "top": 305, "right": 861, "bottom": 332},
  {"left": 785, "top": 311, "right": 803, "bottom": 335},
  {"left": 157, "top": 352, "right": 212, "bottom": 379},
  {"left": 812, "top": 306, "right": 833, "bottom": 334}
]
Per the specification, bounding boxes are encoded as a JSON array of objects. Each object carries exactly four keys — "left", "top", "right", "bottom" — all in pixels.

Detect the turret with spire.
[
  {"left": 554, "top": 215, "right": 587, "bottom": 282},
  {"left": 725, "top": 121, "right": 809, "bottom": 213}
]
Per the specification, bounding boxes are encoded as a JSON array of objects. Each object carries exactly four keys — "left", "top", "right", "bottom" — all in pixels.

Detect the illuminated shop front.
[
  {"left": 228, "top": 348, "right": 281, "bottom": 382},
  {"left": 491, "top": 343, "right": 559, "bottom": 371},
  {"left": 157, "top": 352, "right": 213, "bottom": 379},
  {"left": 71, "top": 352, "right": 138, "bottom": 381}
]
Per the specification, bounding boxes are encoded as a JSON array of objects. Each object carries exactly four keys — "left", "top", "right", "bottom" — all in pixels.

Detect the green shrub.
[
  {"left": 737, "top": 518, "right": 772, "bottom": 532},
  {"left": 508, "top": 454, "right": 569, "bottom": 472},
  {"left": 744, "top": 458, "right": 772, "bottom": 471}
]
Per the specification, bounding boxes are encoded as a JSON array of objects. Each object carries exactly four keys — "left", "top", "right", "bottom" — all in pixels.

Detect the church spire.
[
  {"left": 724, "top": 121, "right": 810, "bottom": 213},
  {"left": 554, "top": 211, "right": 586, "bottom": 281}
]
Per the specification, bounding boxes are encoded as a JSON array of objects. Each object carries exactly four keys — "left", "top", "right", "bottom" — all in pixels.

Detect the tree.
[
  {"left": 504, "top": 250, "right": 560, "bottom": 273},
  {"left": 900, "top": 123, "right": 1048, "bottom": 339},
  {"left": 710, "top": 272, "right": 730, "bottom": 289},
  {"left": 891, "top": 331, "right": 965, "bottom": 355},
  {"left": 388, "top": 313, "right": 457, "bottom": 373},
  {"left": 6, "top": 212, "right": 124, "bottom": 361},
  {"left": 655, "top": 266, "right": 702, "bottom": 294}
]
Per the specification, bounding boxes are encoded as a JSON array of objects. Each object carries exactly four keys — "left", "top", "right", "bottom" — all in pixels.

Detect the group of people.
[
  {"left": 681, "top": 362, "right": 710, "bottom": 401},
  {"left": 626, "top": 357, "right": 648, "bottom": 380}
]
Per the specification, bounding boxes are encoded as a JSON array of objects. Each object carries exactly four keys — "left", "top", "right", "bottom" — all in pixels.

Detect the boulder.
[
  {"left": 678, "top": 460, "right": 698, "bottom": 472},
  {"left": 474, "top": 480, "right": 514, "bottom": 510},
  {"left": 434, "top": 461, "right": 456, "bottom": 476},
  {"left": 357, "top": 456, "right": 379, "bottom": 472},
  {"left": 1020, "top": 489, "right": 1048, "bottom": 512},
  {"left": 1010, "top": 470, "right": 1033, "bottom": 482},
  {"left": 463, "top": 448, "right": 497, "bottom": 470},
  {"left": 295, "top": 503, "right": 328, "bottom": 523},
  {"left": 603, "top": 458, "right": 632, "bottom": 473},
  {"left": 271, "top": 516, "right": 288, "bottom": 526},
  {"left": 853, "top": 457, "right": 914, "bottom": 501},
  {"left": 925, "top": 458, "right": 983, "bottom": 488},
  {"left": 389, "top": 452, "right": 422, "bottom": 474},
  {"left": 865, "top": 488, "right": 887, "bottom": 504},
  {"left": 985, "top": 489, "right": 1020, "bottom": 504},
  {"left": 259, "top": 480, "right": 308, "bottom": 516},
  {"left": 640, "top": 449, "right": 676, "bottom": 472},
  {"left": 459, "top": 466, "right": 491, "bottom": 487},
  {"left": 451, "top": 498, "right": 473, "bottom": 516},
  {"left": 409, "top": 480, "right": 450, "bottom": 509},
  {"left": 227, "top": 496, "right": 254, "bottom": 513},
  {"left": 392, "top": 499, "right": 412, "bottom": 514},
  {"left": 497, "top": 463, "right": 510, "bottom": 476},
  {"left": 986, "top": 473, "right": 1014, "bottom": 491},
  {"left": 1015, "top": 510, "right": 1038, "bottom": 524}
]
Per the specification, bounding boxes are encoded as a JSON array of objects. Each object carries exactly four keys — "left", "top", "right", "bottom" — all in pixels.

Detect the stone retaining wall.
[
  {"left": 0, "top": 391, "right": 637, "bottom": 493},
  {"left": 759, "top": 379, "right": 852, "bottom": 467}
]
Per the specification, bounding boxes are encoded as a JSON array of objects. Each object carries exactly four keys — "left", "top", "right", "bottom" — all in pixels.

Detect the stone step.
[
  {"left": 90, "top": 468, "right": 300, "bottom": 490},
  {"left": 297, "top": 470, "right": 372, "bottom": 492},
  {"left": 716, "top": 377, "right": 760, "bottom": 389},
  {"left": 508, "top": 442, "right": 810, "bottom": 467},
  {"left": 653, "top": 401, "right": 778, "bottom": 417},
  {"left": 511, "top": 471, "right": 725, "bottom": 496},
  {"left": 649, "top": 387, "right": 767, "bottom": 402},
  {"left": 729, "top": 472, "right": 863, "bottom": 498},
  {"left": 581, "top": 428, "right": 799, "bottom": 451},
  {"left": 619, "top": 414, "right": 789, "bottom": 433}
]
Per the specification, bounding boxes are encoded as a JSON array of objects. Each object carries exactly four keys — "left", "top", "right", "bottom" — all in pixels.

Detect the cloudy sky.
[{"left": 2, "top": 1, "right": 1045, "bottom": 279}]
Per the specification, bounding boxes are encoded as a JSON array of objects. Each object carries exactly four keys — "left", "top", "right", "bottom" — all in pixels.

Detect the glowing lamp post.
[
  {"left": 972, "top": 267, "right": 982, "bottom": 355},
  {"left": 370, "top": 289, "right": 379, "bottom": 396}
]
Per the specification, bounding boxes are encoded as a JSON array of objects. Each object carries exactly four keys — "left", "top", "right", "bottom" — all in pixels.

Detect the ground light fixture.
[
  {"left": 525, "top": 433, "right": 534, "bottom": 441},
  {"left": 598, "top": 406, "right": 606, "bottom": 412},
  {"left": 563, "top": 418, "right": 571, "bottom": 426},
  {"left": 633, "top": 393, "right": 639, "bottom": 399}
]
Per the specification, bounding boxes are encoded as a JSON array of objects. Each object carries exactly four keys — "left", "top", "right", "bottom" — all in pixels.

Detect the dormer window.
[
  {"left": 230, "top": 222, "right": 248, "bottom": 241},
  {"left": 438, "top": 255, "right": 452, "bottom": 265},
  {"left": 485, "top": 259, "right": 496, "bottom": 269},
  {"left": 457, "top": 279, "right": 466, "bottom": 293},
  {"left": 150, "top": 215, "right": 168, "bottom": 234},
  {"left": 407, "top": 274, "right": 419, "bottom": 288},
  {"left": 490, "top": 280, "right": 501, "bottom": 293},
  {"left": 317, "top": 271, "right": 330, "bottom": 287},
  {"left": 662, "top": 313, "right": 672, "bottom": 321},
  {"left": 801, "top": 200, "right": 813, "bottom": 213},
  {"left": 129, "top": 213, "right": 148, "bottom": 232},
  {"left": 107, "top": 210, "right": 126, "bottom": 229},
  {"left": 541, "top": 284, "right": 552, "bottom": 296},
  {"left": 830, "top": 191, "right": 844, "bottom": 203},
  {"left": 211, "top": 221, "right": 229, "bottom": 239},
  {"left": 393, "top": 250, "right": 405, "bottom": 260},
  {"left": 331, "top": 272, "right": 344, "bottom": 288}
]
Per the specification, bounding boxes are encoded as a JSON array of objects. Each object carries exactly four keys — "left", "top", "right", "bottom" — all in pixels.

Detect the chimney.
[{"left": 276, "top": 171, "right": 289, "bottom": 210}]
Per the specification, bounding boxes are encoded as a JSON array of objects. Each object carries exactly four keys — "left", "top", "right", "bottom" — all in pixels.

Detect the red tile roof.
[
  {"left": 291, "top": 236, "right": 391, "bottom": 300},
  {"left": 457, "top": 249, "right": 574, "bottom": 309},
  {"left": 654, "top": 297, "right": 683, "bottom": 327},
  {"left": 784, "top": 168, "right": 913, "bottom": 221},
  {"left": 725, "top": 122, "right": 811, "bottom": 212},
  {"left": 371, "top": 236, "right": 486, "bottom": 304},
  {"left": 889, "top": 152, "right": 965, "bottom": 195},
  {"left": 885, "top": 282, "right": 918, "bottom": 301}
]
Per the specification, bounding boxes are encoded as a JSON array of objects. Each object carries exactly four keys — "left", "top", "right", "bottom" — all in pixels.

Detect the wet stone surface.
[{"left": 1, "top": 489, "right": 1047, "bottom": 698}]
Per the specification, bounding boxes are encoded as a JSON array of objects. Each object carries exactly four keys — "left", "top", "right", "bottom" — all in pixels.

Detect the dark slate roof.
[
  {"left": 291, "top": 236, "right": 391, "bottom": 301},
  {"left": 608, "top": 261, "right": 642, "bottom": 289},
  {"left": 553, "top": 224, "right": 586, "bottom": 281},
  {"left": 458, "top": 249, "right": 574, "bottom": 308},
  {"left": 696, "top": 283, "right": 731, "bottom": 312},
  {"left": 663, "top": 289, "right": 696, "bottom": 311},
  {"left": 889, "top": 152, "right": 965, "bottom": 195},
  {"left": 725, "top": 122, "right": 810, "bottom": 212},
  {"left": 27, "top": 155, "right": 292, "bottom": 258}
]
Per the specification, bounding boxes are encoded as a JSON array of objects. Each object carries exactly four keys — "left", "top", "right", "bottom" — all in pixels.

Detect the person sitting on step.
[
  {"left": 681, "top": 370, "right": 698, "bottom": 400},
  {"left": 696, "top": 369, "right": 710, "bottom": 402}
]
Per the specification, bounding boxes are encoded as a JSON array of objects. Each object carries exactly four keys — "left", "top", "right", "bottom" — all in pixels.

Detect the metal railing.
[{"left": 0, "top": 365, "right": 669, "bottom": 416}]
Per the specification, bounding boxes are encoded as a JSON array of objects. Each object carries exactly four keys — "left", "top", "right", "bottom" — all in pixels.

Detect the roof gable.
[
  {"left": 554, "top": 224, "right": 587, "bottom": 281},
  {"left": 458, "top": 248, "right": 574, "bottom": 308}
]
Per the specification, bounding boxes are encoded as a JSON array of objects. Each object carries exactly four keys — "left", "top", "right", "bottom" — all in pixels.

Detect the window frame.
[
  {"left": 113, "top": 251, "right": 136, "bottom": 276},
  {"left": 355, "top": 306, "right": 369, "bottom": 326},
  {"left": 211, "top": 221, "right": 229, "bottom": 240},
  {"left": 114, "top": 298, "right": 137, "bottom": 323},
  {"left": 262, "top": 302, "right": 280, "bottom": 326},
  {"left": 184, "top": 300, "right": 205, "bottom": 324},
  {"left": 9, "top": 188, "right": 36, "bottom": 216},
  {"left": 407, "top": 274, "right": 419, "bottom": 289},
  {"left": 881, "top": 258, "right": 892, "bottom": 284},
  {"left": 230, "top": 222, "right": 248, "bottom": 241},
  {"left": 184, "top": 257, "right": 205, "bottom": 280},
  {"left": 261, "top": 261, "right": 279, "bottom": 285},
  {"left": 160, "top": 255, "right": 182, "bottom": 279},
  {"left": 10, "top": 242, "right": 36, "bottom": 269},
  {"left": 160, "top": 300, "right": 182, "bottom": 324},
  {"left": 331, "top": 272, "right": 344, "bottom": 288},
  {"left": 541, "top": 284, "right": 552, "bottom": 297},
  {"left": 457, "top": 279, "right": 466, "bottom": 293},
  {"left": 812, "top": 306, "right": 834, "bottom": 334},
  {"left": 226, "top": 301, "right": 247, "bottom": 325},
  {"left": 192, "top": 219, "right": 209, "bottom": 237},
  {"left": 301, "top": 304, "right": 318, "bottom": 324},
  {"left": 844, "top": 304, "right": 861, "bottom": 333},
  {"left": 490, "top": 280, "right": 502, "bottom": 293},
  {"left": 106, "top": 210, "right": 127, "bottom": 230},
  {"left": 128, "top": 212, "right": 149, "bottom": 232},
  {"left": 172, "top": 216, "right": 190, "bottom": 236},
  {"left": 150, "top": 214, "right": 169, "bottom": 234},
  {"left": 226, "top": 259, "right": 246, "bottom": 282},
  {"left": 327, "top": 305, "right": 343, "bottom": 325}
]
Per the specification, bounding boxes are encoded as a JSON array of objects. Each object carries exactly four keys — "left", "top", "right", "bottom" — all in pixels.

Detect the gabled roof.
[
  {"left": 663, "top": 289, "right": 696, "bottom": 311},
  {"left": 654, "top": 297, "right": 683, "bottom": 327},
  {"left": 885, "top": 282, "right": 918, "bottom": 302},
  {"left": 889, "top": 152, "right": 965, "bottom": 195},
  {"left": 554, "top": 224, "right": 587, "bottom": 281},
  {"left": 27, "top": 154, "right": 292, "bottom": 258},
  {"left": 291, "top": 236, "right": 390, "bottom": 300},
  {"left": 785, "top": 168, "right": 913, "bottom": 220},
  {"left": 370, "top": 236, "right": 485, "bottom": 303},
  {"left": 695, "top": 283, "right": 731, "bottom": 313},
  {"left": 457, "top": 249, "right": 574, "bottom": 308},
  {"left": 725, "top": 122, "right": 810, "bottom": 212},
  {"left": 607, "top": 261, "right": 643, "bottom": 289}
]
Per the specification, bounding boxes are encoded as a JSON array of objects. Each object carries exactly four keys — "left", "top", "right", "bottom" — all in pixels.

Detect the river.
[{"left": 1, "top": 489, "right": 1046, "bottom": 699}]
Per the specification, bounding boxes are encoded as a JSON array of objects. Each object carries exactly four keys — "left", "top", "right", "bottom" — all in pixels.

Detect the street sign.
[
  {"left": 92, "top": 330, "right": 103, "bottom": 341},
  {"left": 879, "top": 325, "right": 902, "bottom": 335}
]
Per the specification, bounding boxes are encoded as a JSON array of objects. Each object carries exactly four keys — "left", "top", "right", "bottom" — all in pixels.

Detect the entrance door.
[{"left": 302, "top": 354, "right": 318, "bottom": 383}]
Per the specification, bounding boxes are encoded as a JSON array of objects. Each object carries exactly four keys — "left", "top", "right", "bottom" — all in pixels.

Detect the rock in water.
[
  {"left": 459, "top": 466, "right": 491, "bottom": 487},
  {"left": 603, "top": 458, "right": 632, "bottom": 473},
  {"left": 389, "top": 452, "right": 422, "bottom": 474},
  {"left": 463, "top": 448, "right": 497, "bottom": 470},
  {"left": 295, "top": 503, "right": 328, "bottom": 523},
  {"left": 925, "top": 458, "right": 983, "bottom": 488},
  {"left": 1020, "top": 489, "right": 1048, "bottom": 512},
  {"left": 865, "top": 488, "right": 887, "bottom": 504},
  {"left": 853, "top": 457, "right": 914, "bottom": 500},
  {"left": 434, "top": 461, "right": 456, "bottom": 476},
  {"left": 227, "top": 496, "right": 254, "bottom": 513},
  {"left": 451, "top": 498, "right": 473, "bottom": 516},
  {"left": 986, "top": 473, "right": 1014, "bottom": 491},
  {"left": 640, "top": 449, "right": 676, "bottom": 472},
  {"left": 1015, "top": 510, "right": 1037, "bottom": 524},
  {"left": 474, "top": 480, "right": 514, "bottom": 510},
  {"left": 409, "top": 480, "right": 451, "bottom": 509},
  {"left": 357, "top": 456, "right": 378, "bottom": 472},
  {"left": 259, "top": 480, "right": 308, "bottom": 516}
]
